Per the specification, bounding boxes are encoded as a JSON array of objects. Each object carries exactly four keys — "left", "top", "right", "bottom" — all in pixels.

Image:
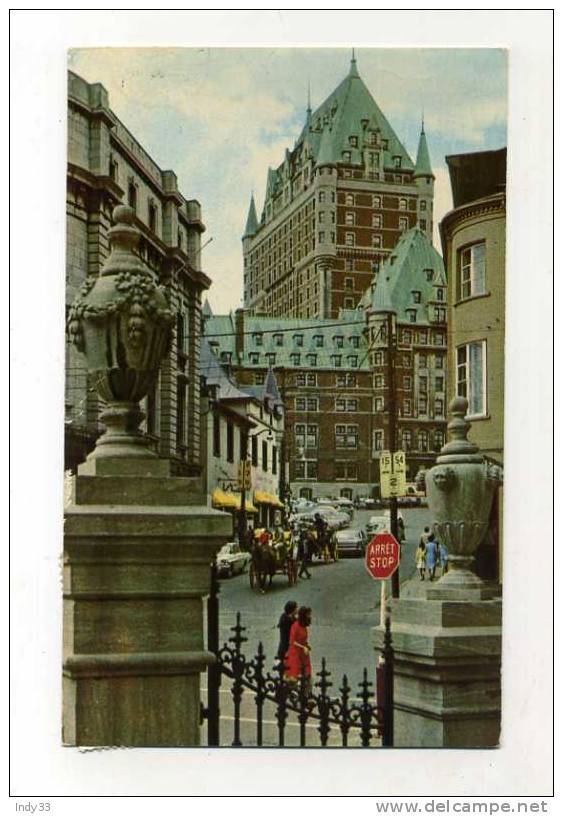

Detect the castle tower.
[{"left": 413, "top": 119, "right": 435, "bottom": 242}]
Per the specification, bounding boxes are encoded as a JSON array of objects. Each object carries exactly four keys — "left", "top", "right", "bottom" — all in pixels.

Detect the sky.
[{"left": 68, "top": 47, "right": 508, "bottom": 314}]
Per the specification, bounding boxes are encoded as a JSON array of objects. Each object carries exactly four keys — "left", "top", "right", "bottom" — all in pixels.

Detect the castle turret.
[
  {"left": 242, "top": 194, "right": 259, "bottom": 305},
  {"left": 414, "top": 119, "right": 435, "bottom": 242}
]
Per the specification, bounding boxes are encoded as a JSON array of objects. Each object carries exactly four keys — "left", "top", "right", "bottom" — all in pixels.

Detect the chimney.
[{"left": 235, "top": 308, "right": 245, "bottom": 363}]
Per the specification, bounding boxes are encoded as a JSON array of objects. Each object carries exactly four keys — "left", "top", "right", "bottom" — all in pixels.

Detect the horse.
[{"left": 251, "top": 541, "right": 278, "bottom": 593}]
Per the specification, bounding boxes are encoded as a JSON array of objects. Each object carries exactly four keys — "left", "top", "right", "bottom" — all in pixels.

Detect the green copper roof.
[
  {"left": 414, "top": 123, "right": 434, "bottom": 178},
  {"left": 243, "top": 194, "right": 259, "bottom": 238},
  {"left": 367, "top": 228, "right": 445, "bottom": 323},
  {"left": 202, "top": 298, "right": 213, "bottom": 318}
]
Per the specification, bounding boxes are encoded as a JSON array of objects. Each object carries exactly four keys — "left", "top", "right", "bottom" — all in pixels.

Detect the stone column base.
[
  {"left": 63, "top": 455, "right": 231, "bottom": 747},
  {"left": 374, "top": 580, "right": 502, "bottom": 748}
]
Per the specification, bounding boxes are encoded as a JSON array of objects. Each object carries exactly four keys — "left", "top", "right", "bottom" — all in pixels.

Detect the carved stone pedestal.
[
  {"left": 63, "top": 455, "right": 231, "bottom": 747},
  {"left": 374, "top": 586, "right": 501, "bottom": 747}
]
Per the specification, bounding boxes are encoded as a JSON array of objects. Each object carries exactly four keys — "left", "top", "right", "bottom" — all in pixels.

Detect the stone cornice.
[{"left": 440, "top": 193, "right": 505, "bottom": 240}]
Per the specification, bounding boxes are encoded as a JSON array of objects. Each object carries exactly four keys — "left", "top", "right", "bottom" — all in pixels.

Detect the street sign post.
[
  {"left": 365, "top": 532, "right": 400, "bottom": 580},
  {"left": 380, "top": 450, "right": 406, "bottom": 499}
]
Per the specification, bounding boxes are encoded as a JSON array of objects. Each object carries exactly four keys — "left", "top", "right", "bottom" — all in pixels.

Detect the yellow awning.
[
  {"left": 254, "top": 490, "right": 284, "bottom": 508},
  {"left": 211, "top": 488, "right": 238, "bottom": 510}
]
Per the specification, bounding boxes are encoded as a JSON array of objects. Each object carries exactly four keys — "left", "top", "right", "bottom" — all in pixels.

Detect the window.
[
  {"left": 334, "top": 335, "right": 344, "bottom": 348},
  {"left": 407, "top": 310, "right": 417, "bottom": 323},
  {"left": 420, "top": 200, "right": 427, "bottom": 211},
  {"left": 348, "top": 355, "right": 358, "bottom": 367},
  {"left": 295, "top": 424, "right": 318, "bottom": 450},
  {"left": 402, "top": 429, "right": 412, "bottom": 451},
  {"left": 254, "top": 372, "right": 265, "bottom": 385},
  {"left": 345, "top": 232, "right": 355, "bottom": 246},
  {"left": 375, "top": 351, "right": 384, "bottom": 365},
  {"left": 296, "top": 373, "right": 317, "bottom": 387},
  {"left": 272, "top": 446, "right": 277, "bottom": 475},
  {"left": 434, "top": 309, "right": 447, "bottom": 324},
  {"left": 345, "top": 193, "right": 354, "bottom": 206},
  {"left": 435, "top": 376, "right": 444, "bottom": 391},
  {"left": 212, "top": 414, "right": 221, "bottom": 457},
  {"left": 335, "top": 424, "right": 358, "bottom": 449},
  {"left": 459, "top": 242, "right": 486, "bottom": 300},
  {"left": 336, "top": 373, "right": 357, "bottom": 388},
  {"left": 220, "top": 351, "right": 232, "bottom": 364},
  {"left": 274, "top": 333, "right": 284, "bottom": 346},
  {"left": 345, "top": 212, "right": 355, "bottom": 226},
  {"left": 345, "top": 259, "right": 354, "bottom": 272},
  {"left": 253, "top": 332, "right": 263, "bottom": 346},
  {"left": 413, "top": 291, "right": 422, "bottom": 304},
  {"left": 148, "top": 201, "right": 158, "bottom": 233},
  {"left": 403, "top": 398, "right": 412, "bottom": 416},
  {"left": 319, "top": 191, "right": 325, "bottom": 203},
  {"left": 419, "top": 356, "right": 427, "bottom": 369},
  {"left": 375, "top": 374, "right": 384, "bottom": 388},
  {"left": 372, "top": 235, "right": 382, "bottom": 248},
  {"left": 266, "top": 353, "right": 276, "bottom": 366},
  {"left": 437, "top": 288, "right": 445, "bottom": 301},
  {"left": 318, "top": 212, "right": 325, "bottom": 223},
  {"left": 420, "top": 219, "right": 427, "bottom": 231},
  {"left": 350, "top": 335, "right": 359, "bottom": 349},
  {"left": 109, "top": 157, "right": 118, "bottom": 181},
  {"left": 373, "top": 195, "right": 381, "bottom": 208},
  {"left": 418, "top": 396, "right": 428, "bottom": 415},
  {"left": 374, "top": 397, "right": 384, "bottom": 412},
  {"left": 404, "top": 375, "right": 412, "bottom": 389},
  {"left": 290, "top": 353, "right": 301, "bottom": 366},
  {"left": 434, "top": 430, "right": 445, "bottom": 451},
  {"left": 418, "top": 430, "right": 429, "bottom": 452},
  {"left": 226, "top": 421, "right": 234, "bottom": 463},
  {"left": 418, "top": 375, "right": 428, "bottom": 392},
  {"left": 373, "top": 430, "right": 384, "bottom": 451},
  {"left": 349, "top": 135, "right": 358, "bottom": 147},
  {"left": 399, "top": 198, "right": 407, "bottom": 211},
  {"left": 295, "top": 460, "right": 318, "bottom": 480},
  {"left": 262, "top": 440, "right": 268, "bottom": 471},
  {"left": 403, "top": 353, "right": 410, "bottom": 367},
  {"left": 128, "top": 181, "right": 137, "bottom": 211},
  {"left": 176, "top": 378, "right": 186, "bottom": 448},
  {"left": 435, "top": 398, "right": 444, "bottom": 416},
  {"left": 399, "top": 217, "right": 408, "bottom": 231},
  {"left": 294, "top": 334, "right": 304, "bottom": 347},
  {"left": 332, "top": 355, "right": 342, "bottom": 367},
  {"left": 295, "top": 397, "right": 318, "bottom": 412},
  {"left": 345, "top": 277, "right": 354, "bottom": 291},
  {"left": 251, "top": 435, "right": 258, "bottom": 466},
  {"left": 249, "top": 353, "right": 260, "bottom": 365},
  {"left": 342, "top": 151, "right": 351, "bottom": 162},
  {"left": 393, "top": 156, "right": 402, "bottom": 169},
  {"left": 402, "top": 330, "right": 412, "bottom": 344},
  {"left": 306, "top": 353, "right": 318, "bottom": 367},
  {"left": 457, "top": 341, "right": 487, "bottom": 417},
  {"left": 313, "top": 334, "right": 324, "bottom": 348},
  {"left": 435, "top": 355, "right": 444, "bottom": 369},
  {"left": 344, "top": 298, "right": 354, "bottom": 310},
  {"left": 335, "top": 463, "right": 358, "bottom": 481},
  {"left": 372, "top": 214, "right": 382, "bottom": 228}
]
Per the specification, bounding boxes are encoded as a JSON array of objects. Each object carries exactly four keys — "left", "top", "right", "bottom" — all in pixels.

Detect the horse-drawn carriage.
[{"left": 249, "top": 538, "right": 297, "bottom": 592}]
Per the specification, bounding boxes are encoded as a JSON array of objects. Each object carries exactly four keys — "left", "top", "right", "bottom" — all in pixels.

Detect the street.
[{"left": 204, "top": 506, "right": 434, "bottom": 746}]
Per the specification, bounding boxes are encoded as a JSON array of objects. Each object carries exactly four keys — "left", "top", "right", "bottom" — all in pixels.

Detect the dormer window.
[
  {"left": 294, "top": 334, "right": 304, "bottom": 347},
  {"left": 290, "top": 353, "right": 301, "bottom": 366},
  {"left": 306, "top": 354, "right": 318, "bottom": 367},
  {"left": 349, "top": 136, "right": 358, "bottom": 147},
  {"left": 220, "top": 351, "right": 232, "bottom": 364},
  {"left": 266, "top": 353, "right": 276, "bottom": 366},
  {"left": 437, "top": 288, "right": 444, "bottom": 301},
  {"left": 334, "top": 335, "right": 344, "bottom": 349},
  {"left": 413, "top": 291, "right": 422, "bottom": 304},
  {"left": 350, "top": 336, "right": 359, "bottom": 349},
  {"left": 249, "top": 353, "right": 260, "bottom": 364},
  {"left": 342, "top": 151, "right": 351, "bottom": 162},
  {"left": 313, "top": 335, "right": 324, "bottom": 348},
  {"left": 369, "top": 132, "right": 377, "bottom": 145},
  {"left": 393, "top": 156, "right": 402, "bottom": 169},
  {"left": 253, "top": 332, "right": 263, "bottom": 346},
  {"left": 274, "top": 333, "right": 284, "bottom": 346},
  {"left": 348, "top": 356, "right": 358, "bottom": 368},
  {"left": 420, "top": 200, "right": 427, "bottom": 211},
  {"left": 425, "top": 268, "right": 434, "bottom": 282},
  {"left": 382, "top": 139, "right": 389, "bottom": 150},
  {"left": 332, "top": 355, "right": 342, "bottom": 368},
  {"left": 399, "top": 217, "right": 408, "bottom": 231},
  {"left": 407, "top": 309, "right": 417, "bottom": 324}
]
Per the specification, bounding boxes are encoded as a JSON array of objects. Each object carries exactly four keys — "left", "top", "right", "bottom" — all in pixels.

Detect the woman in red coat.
[{"left": 284, "top": 606, "right": 312, "bottom": 684}]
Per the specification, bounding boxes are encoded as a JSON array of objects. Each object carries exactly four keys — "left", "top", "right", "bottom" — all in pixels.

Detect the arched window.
[{"left": 128, "top": 181, "right": 137, "bottom": 212}]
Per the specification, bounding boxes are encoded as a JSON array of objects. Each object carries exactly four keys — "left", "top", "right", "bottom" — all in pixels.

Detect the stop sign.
[{"left": 365, "top": 532, "right": 400, "bottom": 579}]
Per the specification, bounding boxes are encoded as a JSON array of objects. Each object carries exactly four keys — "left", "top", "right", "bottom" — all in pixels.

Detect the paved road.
[{"left": 204, "top": 506, "right": 434, "bottom": 746}]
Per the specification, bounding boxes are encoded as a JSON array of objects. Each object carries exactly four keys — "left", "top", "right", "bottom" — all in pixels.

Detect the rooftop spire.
[
  {"left": 242, "top": 193, "right": 258, "bottom": 239},
  {"left": 414, "top": 119, "right": 434, "bottom": 179},
  {"left": 307, "top": 80, "right": 312, "bottom": 114},
  {"left": 349, "top": 48, "right": 359, "bottom": 78}
]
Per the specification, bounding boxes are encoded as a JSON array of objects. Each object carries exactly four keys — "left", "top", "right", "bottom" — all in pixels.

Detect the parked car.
[
  {"left": 398, "top": 483, "right": 426, "bottom": 507},
  {"left": 216, "top": 542, "right": 251, "bottom": 578},
  {"left": 356, "top": 497, "right": 376, "bottom": 509},
  {"left": 364, "top": 515, "right": 391, "bottom": 538},
  {"left": 334, "top": 528, "right": 366, "bottom": 557}
]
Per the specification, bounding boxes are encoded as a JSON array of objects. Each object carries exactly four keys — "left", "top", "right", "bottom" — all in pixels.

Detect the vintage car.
[
  {"left": 334, "top": 528, "right": 366, "bottom": 557},
  {"left": 216, "top": 542, "right": 251, "bottom": 578}
]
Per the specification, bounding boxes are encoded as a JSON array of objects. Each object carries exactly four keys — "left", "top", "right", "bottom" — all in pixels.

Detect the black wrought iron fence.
[{"left": 203, "top": 564, "right": 394, "bottom": 748}]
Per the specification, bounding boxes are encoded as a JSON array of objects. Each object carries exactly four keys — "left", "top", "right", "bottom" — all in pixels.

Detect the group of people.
[
  {"left": 276, "top": 601, "right": 313, "bottom": 687},
  {"left": 244, "top": 512, "right": 334, "bottom": 580},
  {"left": 415, "top": 526, "right": 448, "bottom": 581}
]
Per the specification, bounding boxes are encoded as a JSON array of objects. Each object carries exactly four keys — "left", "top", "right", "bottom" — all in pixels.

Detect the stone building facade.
[
  {"left": 204, "top": 226, "right": 447, "bottom": 501},
  {"left": 66, "top": 71, "right": 210, "bottom": 475},
  {"left": 200, "top": 340, "right": 285, "bottom": 531},
  {"left": 242, "top": 55, "right": 435, "bottom": 320},
  {"left": 440, "top": 147, "right": 506, "bottom": 580}
]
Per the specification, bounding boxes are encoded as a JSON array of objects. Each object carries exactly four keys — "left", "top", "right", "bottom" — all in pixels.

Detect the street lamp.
[{"left": 371, "top": 274, "right": 400, "bottom": 599}]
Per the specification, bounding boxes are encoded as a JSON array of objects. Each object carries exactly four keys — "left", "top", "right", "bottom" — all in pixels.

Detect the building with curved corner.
[{"left": 440, "top": 147, "right": 506, "bottom": 580}]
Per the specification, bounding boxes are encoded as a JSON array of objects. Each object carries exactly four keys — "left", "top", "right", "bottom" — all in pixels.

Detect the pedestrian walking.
[
  {"left": 415, "top": 541, "right": 426, "bottom": 580},
  {"left": 420, "top": 526, "right": 430, "bottom": 547},
  {"left": 397, "top": 516, "right": 406, "bottom": 547},
  {"left": 276, "top": 600, "right": 298, "bottom": 665},
  {"left": 285, "top": 606, "right": 313, "bottom": 689},
  {"left": 297, "top": 529, "right": 312, "bottom": 579},
  {"left": 425, "top": 532, "right": 438, "bottom": 581},
  {"left": 438, "top": 541, "right": 449, "bottom": 575}
]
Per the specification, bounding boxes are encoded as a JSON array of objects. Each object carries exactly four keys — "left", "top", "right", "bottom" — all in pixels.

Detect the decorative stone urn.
[
  {"left": 67, "top": 205, "right": 174, "bottom": 459},
  {"left": 426, "top": 396, "right": 503, "bottom": 596}
]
